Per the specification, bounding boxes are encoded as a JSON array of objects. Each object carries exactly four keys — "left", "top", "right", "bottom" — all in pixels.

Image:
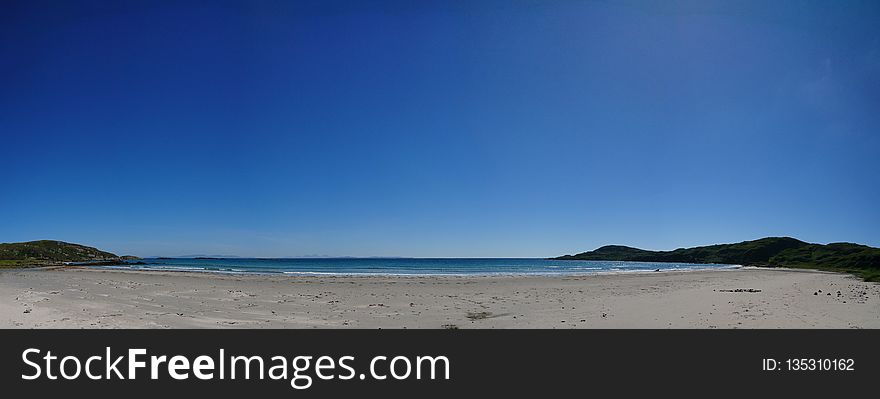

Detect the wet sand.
[{"left": 1, "top": 267, "right": 878, "bottom": 328}]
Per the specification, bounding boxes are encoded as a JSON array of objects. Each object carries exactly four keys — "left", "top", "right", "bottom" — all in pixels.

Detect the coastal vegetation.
[
  {"left": 554, "top": 237, "right": 880, "bottom": 282},
  {"left": 0, "top": 240, "right": 131, "bottom": 268}
]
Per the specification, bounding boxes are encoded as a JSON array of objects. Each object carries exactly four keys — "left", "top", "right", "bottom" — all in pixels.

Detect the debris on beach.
[{"left": 465, "top": 311, "right": 492, "bottom": 320}]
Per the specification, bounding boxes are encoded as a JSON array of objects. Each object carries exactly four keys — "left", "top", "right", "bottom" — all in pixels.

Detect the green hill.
[
  {"left": 553, "top": 237, "right": 880, "bottom": 282},
  {"left": 0, "top": 240, "right": 119, "bottom": 267}
]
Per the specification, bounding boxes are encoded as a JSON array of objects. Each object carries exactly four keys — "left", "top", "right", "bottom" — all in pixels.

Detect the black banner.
[{"left": 0, "top": 330, "right": 875, "bottom": 397}]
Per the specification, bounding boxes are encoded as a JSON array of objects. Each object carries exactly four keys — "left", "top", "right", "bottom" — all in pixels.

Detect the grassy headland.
[
  {"left": 0, "top": 240, "right": 132, "bottom": 268},
  {"left": 553, "top": 237, "right": 880, "bottom": 282}
]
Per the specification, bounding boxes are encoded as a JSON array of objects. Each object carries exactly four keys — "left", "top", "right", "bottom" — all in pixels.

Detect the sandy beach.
[{"left": 1, "top": 267, "right": 878, "bottom": 328}]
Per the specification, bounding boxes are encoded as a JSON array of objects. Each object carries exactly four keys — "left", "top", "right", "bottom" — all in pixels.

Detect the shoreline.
[
  {"left": 2, "top": 266, "right": 878, "bottom": 329},
  {"left": 89, "top": 264, "right": 743, "bottom": 278}
]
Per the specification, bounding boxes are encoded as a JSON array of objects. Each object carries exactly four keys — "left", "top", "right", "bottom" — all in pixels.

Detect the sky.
[{"left": 1, "top": 1, "right": 879, "bottom": 257}]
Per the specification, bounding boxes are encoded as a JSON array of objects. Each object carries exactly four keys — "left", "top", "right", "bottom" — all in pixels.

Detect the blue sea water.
[{"left": 104, "top": 258, "right": 737, "bottom": 276}]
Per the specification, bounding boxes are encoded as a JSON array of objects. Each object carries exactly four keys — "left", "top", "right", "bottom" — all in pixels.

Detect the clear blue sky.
[{"left": 2, "top": 1, "right": 878, "bottom": 257}]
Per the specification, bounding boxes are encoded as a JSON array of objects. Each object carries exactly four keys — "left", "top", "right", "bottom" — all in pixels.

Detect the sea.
[{"left": 103, "top": 258, "right": 738, "bottom": 276}]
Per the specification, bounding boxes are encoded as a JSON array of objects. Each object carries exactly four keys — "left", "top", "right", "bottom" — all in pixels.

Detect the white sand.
[{"left": 1, "top": 266, "right": 878, "bottom": 328}]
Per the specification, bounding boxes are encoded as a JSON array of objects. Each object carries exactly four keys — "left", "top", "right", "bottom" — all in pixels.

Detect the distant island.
[
  {"left": 553, "top": 237, "right": 880, "bottom": 281},
  {"left": 0, "top": 240, "right": 139, "bottom": 268}
]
